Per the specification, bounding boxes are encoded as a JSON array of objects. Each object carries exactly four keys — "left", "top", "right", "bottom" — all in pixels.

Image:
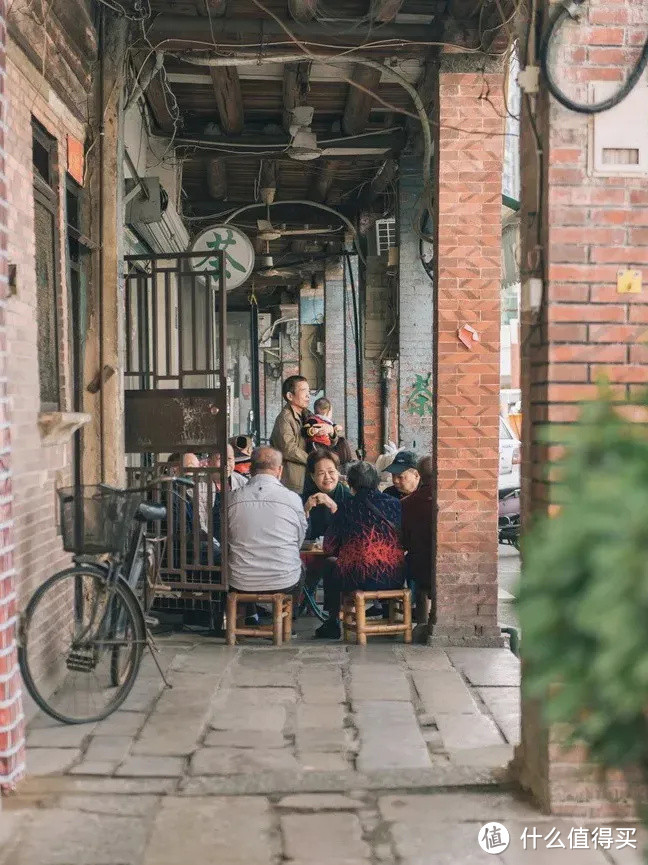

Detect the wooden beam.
[
  {"left": 175, "top": 128, "right": 404, "bottom": 152},
  {"left": 148, "top": 16, "right": 439, "bottom": 48},
  {"left": 259, "top": 160, "right": 278, "bottom": 203},
  {"left": 342, "top": 65, "right": 382, "bottom": 137},
  {"left": 207, "top": 158, "right": 228, "bottom": 199},
  {"left": 209, "top": 66, "right": 244, "bottom": 134},
  {"left": 282, "top": 62, "right": 310, "bottom": 132},
  {"left": 357, "top": 158, "right": 397, "bottom": 208},
  {"left": 369, "top": 0, "right": 406, "bottom": 22},
  {"left": 288, "top": 0, "right": 317, "bottom": 22},
  {"left": 310, "top": 161, "right": 337, "bottom": 203},
  {"left": 133, "top": 51, "right": 175, "bottom": 135}
]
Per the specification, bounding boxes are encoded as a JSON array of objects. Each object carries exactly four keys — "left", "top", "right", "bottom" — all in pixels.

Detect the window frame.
[{"left": 32, "top": 119, "right": 61, "bottom": 413}]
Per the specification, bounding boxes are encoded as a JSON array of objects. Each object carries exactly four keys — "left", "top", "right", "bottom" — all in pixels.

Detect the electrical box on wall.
[
  {"left": 300, "top": 323, "right": 324, "bottom": 392},
  {"left": 590, "top": 72, "right": 648, "bottom": 177}
]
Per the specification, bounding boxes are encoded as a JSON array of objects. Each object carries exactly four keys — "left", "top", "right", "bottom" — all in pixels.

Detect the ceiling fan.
[{"left": 256, "top": 205, "right": 337, "bottom": 243}]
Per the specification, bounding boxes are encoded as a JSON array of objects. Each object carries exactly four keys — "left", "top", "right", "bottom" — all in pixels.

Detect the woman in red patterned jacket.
[{"left": 314, "top": 461, "right": 404, "bottom": 640}]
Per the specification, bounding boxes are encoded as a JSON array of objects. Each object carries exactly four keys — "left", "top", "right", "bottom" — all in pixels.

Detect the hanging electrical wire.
[{"left": 540, "top": 0, "right": 648, "bottom": 114}]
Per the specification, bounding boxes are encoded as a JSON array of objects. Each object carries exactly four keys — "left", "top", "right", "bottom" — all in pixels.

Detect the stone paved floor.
[{"left": 0, "top": 633, "right": 642, "bottom": 864}]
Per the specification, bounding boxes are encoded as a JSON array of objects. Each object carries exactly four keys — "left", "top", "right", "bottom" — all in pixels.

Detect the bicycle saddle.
[{"left": 135, "top": 502, "right": 167, "bottom": 523}]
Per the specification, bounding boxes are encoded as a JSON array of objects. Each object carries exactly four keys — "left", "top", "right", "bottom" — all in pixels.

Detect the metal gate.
[{"left": 124, "top": 251, "right": 229, "bottom": 598}]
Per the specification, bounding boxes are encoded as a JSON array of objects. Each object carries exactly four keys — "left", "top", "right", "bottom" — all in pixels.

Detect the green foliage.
[{"left": 518, "top": 386, "right": 648, "bottom": 770}]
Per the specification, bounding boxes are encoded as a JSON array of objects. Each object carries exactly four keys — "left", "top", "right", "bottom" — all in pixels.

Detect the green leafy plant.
[{"left": 519, "top": 386, "right": 648, "bottom": 786}]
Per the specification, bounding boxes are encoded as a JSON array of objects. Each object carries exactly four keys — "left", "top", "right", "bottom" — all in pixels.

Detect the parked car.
[{"left": 499, "top": 416, "right": 521, "bottom": 490}]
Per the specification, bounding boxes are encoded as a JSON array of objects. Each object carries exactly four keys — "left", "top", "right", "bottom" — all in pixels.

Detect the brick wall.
[
  {"left": 0, "top": 0, "right": 24, "bottom": 793},
  {"left": 431, "top": 56, "right": 504, "bottom": 646},
  {"left": 343, "top": 257, "right": 359, "bottom": 453},
  {"left": 363, "top": 255, "right": 398, "bottom": 460},
  {"left": 517, "top": 0, "right": 648, "bottom": 816},
  {"left": 398, "top": 154, "right": 434, "bottom": 455},
  {"left": 5, "top": 44, "right": 80, "bottom": 711},
  {"left": 324, "top": 263, "right": 345, "bottom": 431}
]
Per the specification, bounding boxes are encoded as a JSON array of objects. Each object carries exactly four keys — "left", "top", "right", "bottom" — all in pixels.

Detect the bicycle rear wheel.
[{"left": 18, "top": 567, "right": 145, "bottom": 724}]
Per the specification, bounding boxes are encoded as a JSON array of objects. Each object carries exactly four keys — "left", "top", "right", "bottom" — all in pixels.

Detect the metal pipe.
[
  {"left": 381, "top": 359, "right": 393, "bottom": 451},
  {"left": 345, "top": 252, "right": 364, "bottom": 459}
]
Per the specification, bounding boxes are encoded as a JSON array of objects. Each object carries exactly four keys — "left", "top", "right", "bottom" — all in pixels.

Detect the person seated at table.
[
  {"left": 401, "top": 456, "right": 437, "bottom": 644},
  {"left": 210, "top": 443, "right": 247, "bottom": 492},
  {"left": 302, "top": 449, "right": 351, "bottom": 541},
  {"left": 384, "top": 450, "right": 420, "bottom": 500},
  {"left": 314, "top": 461, "right": 405, "bottom": 640},
  {"left": 228, "top": 447, "right": 307, "bottom": 603},
  {"left": 230, "top": 435, "right": 253, "bottom": 475}
]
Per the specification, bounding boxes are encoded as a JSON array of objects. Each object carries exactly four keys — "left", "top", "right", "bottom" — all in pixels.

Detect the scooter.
[{"left": 498, "top": 485, "right": 520, "bottom": 549}]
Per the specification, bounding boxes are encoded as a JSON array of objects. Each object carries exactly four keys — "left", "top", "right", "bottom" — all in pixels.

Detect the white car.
[{"left": 499, "top": 416, "right": 521, "bottom": 490}]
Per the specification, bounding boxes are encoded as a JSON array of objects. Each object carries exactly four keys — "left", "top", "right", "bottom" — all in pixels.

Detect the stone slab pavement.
[{"left": 0, "top": 633, "right": 641, "bottom": 864}]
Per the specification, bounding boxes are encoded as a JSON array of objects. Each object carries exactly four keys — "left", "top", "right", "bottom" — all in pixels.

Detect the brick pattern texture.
[
  {"left": 4, "top": 41, "right": 86, "bottom": 737},
  {"left": 6, "top": 48, "right": 76, "bottom": 587},
  {"left": 433, "top": 67, "right": 504, "bottom": 644},
  {"left": 324, "top": 265, "right": 346, "bottom": 432},
  {"left": 363, "top": 256, "right": 398, "bottom": 460},
  {"left": 518, "top": 0, "right": 648, "bottom": 817},
  {"left": 343, "top": 257, "right": 359, "bottom": 453},
  {"left": 0, "top": 0, "right": 24, "bottom": 792},
  {"left": 398, "top": 154, "right": 434, "bottom": 455}
]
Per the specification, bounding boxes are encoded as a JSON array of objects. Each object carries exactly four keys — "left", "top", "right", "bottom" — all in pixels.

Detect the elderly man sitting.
[{"left": 228, "top": 447, "right": 307, "bottom": 606}]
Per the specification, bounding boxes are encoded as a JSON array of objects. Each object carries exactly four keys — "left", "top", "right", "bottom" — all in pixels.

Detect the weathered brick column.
[
  {"left": 398, "top": 153, "right": 434, "bottom": 455},
  {"left": 324, "top": 262, "right": 345, "bottom": 430},
  {"left": 516, "top": 0, "right": 648, "bottom": 816},
  {"left": 0, "top": 0, "right": 23, "bottom": 795},
  {"left": 431, "top": 56, "right": 505, "bottom": 646}
]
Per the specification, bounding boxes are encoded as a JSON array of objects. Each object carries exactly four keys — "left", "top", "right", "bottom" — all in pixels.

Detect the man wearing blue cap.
[{"left": 384, "top": 450, "right": 420, "bottom": 500}]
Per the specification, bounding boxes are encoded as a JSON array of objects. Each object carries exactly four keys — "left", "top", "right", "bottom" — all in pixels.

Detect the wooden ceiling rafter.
[
  {"left": 342, "top": 65, "right": 382, "bottom": 136},
  {"left": 209, "top": 66, "right": 244, "bottom": 134},
  {"left": 282, "top": 61, "right": 311, "bottom": 131},
  {"left": 259, "top": 159, "right": 279, "bottom": 202},
  {"left": 133, "top": 51, "right": 176, "bottom": 135},
  {"left": 146, "top": 15, "right": 439, "bottom": 47},
  {"left": 309, "top": 160, "right": 337, "bottom": 204},
  {"left": 207, "top": 157, "right": 228, "bottom": 199}
]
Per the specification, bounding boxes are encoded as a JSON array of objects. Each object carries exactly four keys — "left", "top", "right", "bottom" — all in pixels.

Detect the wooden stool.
[
  {"left": 226, "top": 592, "right": 293, "bottom": 646},
  {"left": 341, "top": 588, "right": 412, "bottom": 646}
]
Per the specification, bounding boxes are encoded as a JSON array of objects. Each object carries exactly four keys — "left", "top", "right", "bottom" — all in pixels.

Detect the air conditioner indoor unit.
[{"left": 375, "top": 217, "right": 397, "bottom": 256}]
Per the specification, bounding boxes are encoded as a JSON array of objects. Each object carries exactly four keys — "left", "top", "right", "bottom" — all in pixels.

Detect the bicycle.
[{"left": 17, "top": 479, "right": 189, "bottom": 725}]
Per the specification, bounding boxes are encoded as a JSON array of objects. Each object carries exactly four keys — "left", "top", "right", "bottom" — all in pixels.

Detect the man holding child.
[{"left": 271, "top": 376, "right": 342, "bottom": 494}]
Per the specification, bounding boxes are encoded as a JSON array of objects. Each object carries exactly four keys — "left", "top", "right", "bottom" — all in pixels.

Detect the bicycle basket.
[{"left": 58, "top": 485, "right": 146, "bottom": 555}]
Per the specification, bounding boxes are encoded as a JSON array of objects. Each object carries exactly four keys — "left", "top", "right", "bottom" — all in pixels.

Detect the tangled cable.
[{"left": 540, "top": 0, "right": 648, "bottom": 114}]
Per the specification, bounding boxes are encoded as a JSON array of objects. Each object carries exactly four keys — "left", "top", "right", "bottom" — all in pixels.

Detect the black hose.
[
  {"left": 344, "top": 252, "right": 365, "bottom": 459},
  {"left": 540, "top": 0, "right": 648, "bottom": 114}
]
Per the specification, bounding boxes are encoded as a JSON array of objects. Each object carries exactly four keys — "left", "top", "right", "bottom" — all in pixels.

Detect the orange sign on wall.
[{"left": 67, "top": 135, "right": 84, "bottom": 185}]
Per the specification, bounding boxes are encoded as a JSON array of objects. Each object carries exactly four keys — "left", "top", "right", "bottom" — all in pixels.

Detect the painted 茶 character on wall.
[{"left": 406, "top": 374, "right": 434, "bottom": 417}]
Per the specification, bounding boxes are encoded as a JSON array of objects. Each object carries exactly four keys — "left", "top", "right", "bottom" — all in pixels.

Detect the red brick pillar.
[
  {"left": 0, "top": 0, "right": 23, "bottom": 794},
  {"left": 516, "top": 0, "right": 648, "bottom": 816},
  {"left": 431, "top": 57, "right": 505, "bottom": 646}
]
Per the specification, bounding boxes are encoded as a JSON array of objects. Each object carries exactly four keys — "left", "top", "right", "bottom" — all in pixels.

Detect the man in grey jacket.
[{"left": 228, "top": 447, "right": 307, "bottom": 596}]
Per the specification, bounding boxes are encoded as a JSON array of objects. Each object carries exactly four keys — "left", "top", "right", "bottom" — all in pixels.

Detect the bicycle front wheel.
[{"left": 18, "top": 567, "right": 145, "bottom": 724}]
